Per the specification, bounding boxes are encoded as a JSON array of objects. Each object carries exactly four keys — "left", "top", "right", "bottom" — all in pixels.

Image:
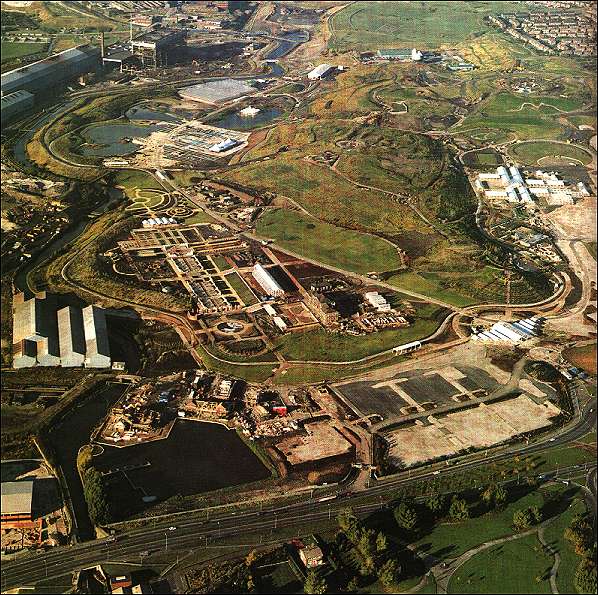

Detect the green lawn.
[
  {"left": 328, "top": 1, "right": 523, "bottom": 51},
  {"left": 184, "top": 211, "right": 216, "bottom": 224},
  {"left": 509, "top": 141, "right": 592, "bottom": 166},
  {"left": 1, "top": 41, "right": 48, "bottom": 62},
  {"left": 225, "top": 271, "right": 258, "bottom": 306},
  {"left": 256, "top": 208, "right": 401, "bottom": 274},
  {"left": 415, "top": 490, "right": 547, "bottom": 561},
  {"left": 114, "top": 169, "right": 163, "bottom": 192},
  {"left": 196, "top": 346, "right": 276, "bottom": 383},
  {"left": 448, "top": 533, "right": 553, "bottom": 593},
  {"left": 388, "top": 272, "right": 478, "bottom": 307}
]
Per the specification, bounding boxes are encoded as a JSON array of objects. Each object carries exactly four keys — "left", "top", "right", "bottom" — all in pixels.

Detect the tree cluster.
[{"left": 512, "top": 505, "right": 542, "bottom": 531}]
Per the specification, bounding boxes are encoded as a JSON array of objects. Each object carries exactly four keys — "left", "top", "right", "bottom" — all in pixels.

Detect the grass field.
[
  {"left": 225, "top": 271, "right": 258, "bottom": 306},
  {"left": 448, "top": 533, "right": 552, "bottom": 593},
  {"left": 196, "top": 346, "right": 276, "bottom": 383},
  {"left": 458, "top": 92, "right": 582, "bottom": 140},
  {"left": 508, "top": 141, "right": 593, "bottom": 166},
  {"left": 1, "top": 41, "right": 48, "bottom": 63},
  {"left": 256, "top": 208, "right": 401, "bottom": 274},
  {"left": 328, "top": 1, "right": 523, "bottom": 51}
]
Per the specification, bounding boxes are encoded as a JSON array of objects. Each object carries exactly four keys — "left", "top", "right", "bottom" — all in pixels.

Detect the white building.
[
  {"left": 252, "top": 263, "right": 284, "bottom": 298},
  {"left": 307, "top": 64, "right": 334, "bottom": 80},
  {"left": 209, "top": 138, "right": 239, "bottom": 153},
  {"left": 239, "top": 106, "right": 260, "bottom": 117},
  {"left": 364, "top": 291, "right": 392, "bottom": 312}
]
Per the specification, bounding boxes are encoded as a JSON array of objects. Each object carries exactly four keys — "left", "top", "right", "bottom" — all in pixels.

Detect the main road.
[{"left": 2, "top": 399, "right": 595, "bottom": 591}]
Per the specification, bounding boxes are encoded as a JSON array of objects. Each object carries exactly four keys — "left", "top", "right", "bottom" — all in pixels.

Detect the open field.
[
  {"left": 448, "top": 533, "right": 553, "bottom": 593},
  {"left": 563, "top": 343, "right": 597, "bottom": 375},
  {"left": 256, "top": 208, "right": 401, "bottom": 274},
  {"left": 508, "top": 141, "right": 593, "bottom": 166},
  {"left": 328, "top": 1, "right": 524, "bottom": 52},
  {"left": 1, "top": 41, "right": 48, "bottom": 63},
  {"left": 196, "top": 346, "right": 276, "bottom": 383}
]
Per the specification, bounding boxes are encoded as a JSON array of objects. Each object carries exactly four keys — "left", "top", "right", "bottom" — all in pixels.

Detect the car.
[
  {"left": 433, "top": 471, "right": 441, "bottom": 475},
  {"left": 167, "top": 526, "right": 177, "bottom": 531},
  {"left": 549, "top": 438, "right": 556, "bottom": 442}
]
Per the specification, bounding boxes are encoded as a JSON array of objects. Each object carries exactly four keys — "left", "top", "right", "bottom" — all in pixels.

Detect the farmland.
[{"left": 328, "top": 1, "right": 524, "bottom": 52}]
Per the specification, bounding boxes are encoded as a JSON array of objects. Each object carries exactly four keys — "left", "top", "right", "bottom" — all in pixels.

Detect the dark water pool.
[{"left": 94, "top": 420, "right": 270, "bottom": 518}]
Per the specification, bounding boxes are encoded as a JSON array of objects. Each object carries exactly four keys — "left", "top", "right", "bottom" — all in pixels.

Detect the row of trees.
[
  {"left": 77, "top": 445, "right": 112, "bottom": 526},
  {"left": 564, "top": 514, "right": 597, "bottom": 594}
]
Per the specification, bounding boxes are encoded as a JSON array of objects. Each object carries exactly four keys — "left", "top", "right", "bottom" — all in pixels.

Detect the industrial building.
[
  {"left": 57, "top": 306, "right": 86, "bottom": 368},
  {"left": 178, "top": 78, "right": 256, "bottom": 105},
  {"left": 12, "top": 292, "right": 60, "bottom": 368},
  {"left": 82, "top": 305, "right": 112, "bottom": 368},
  {"left": 252, "top": 263, "right": 285, "bottom": 297},
  {"left": 12, "top": 292, "right": 111, "bottom": 369},
  {"left": 307, "top": 63, "right": 335, "bottom": 80},
  {"left": 1, "top": 481, "right": 34, "bottom": 528},
  {"left": 1, "top": 45, "right": 101, "bottom": 97},
  {"left": 472, "top": 317, "right": 545, "bottom": 343},
  {"left": 130, "top": 28, "right": 186, "bottom": 68},
  {"left": 475, "top": 166, "right": 589, "bottom": 206},
  {"left": 0, "top": 89, "right": 34, "bottom": 125}
]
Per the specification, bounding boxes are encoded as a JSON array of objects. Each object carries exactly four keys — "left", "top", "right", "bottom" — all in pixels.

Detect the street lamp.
[{"left": 164, "top": 532, "right": 168, "bottom": 551}]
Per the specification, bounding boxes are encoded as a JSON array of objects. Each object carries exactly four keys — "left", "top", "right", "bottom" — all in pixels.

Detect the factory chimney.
[{"left": 100, "top": 31, "right": 105, "bottom": 59}]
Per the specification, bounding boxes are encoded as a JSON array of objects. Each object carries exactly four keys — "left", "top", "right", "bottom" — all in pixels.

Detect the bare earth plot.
[
  {"left": 275, "top": 421, "right": 353, "bottom": 465},
  {"left": 385, "top": 395, "right": 560, "bottom": 468}
]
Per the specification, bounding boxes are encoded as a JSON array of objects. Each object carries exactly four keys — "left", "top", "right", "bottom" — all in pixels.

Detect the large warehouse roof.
[
  {"left": 1, "top": 45, "right": 100, "bottom": 95},
  {"left": 178, "top": 78, "right": 255, "bottom": 105},
  {"left": 1, "top": 481, "right": 34, "bottom": 516}
]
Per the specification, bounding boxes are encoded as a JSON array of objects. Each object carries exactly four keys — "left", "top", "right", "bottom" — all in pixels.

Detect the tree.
[
  {"left": 482, "top": 483, "right": 508, "bottom": 510},
  {"left": 338, "top": 508, "right": 359, "bottom": 537},
  {"left": 426, "top": 492, "right": 446, "bottom": 517},
  {"left": 376, "top": 531, "right": 388, "bottom": 553},
  {"left": 529, "top": 505, "right": 542, "bottom": 525},
  {"left": 347, "top": 576, "right": 360, "bottom": 592},
  {"left": 494, "top": 484, "right": 508, "bottom": 508},
  {"left": 449, "top": 497, "right": 469, "bottom": 521},
  {"left": 245, "top": 549, "right": 258, "bottom": 567},
  {"left": 574, "top": 558, "right": 597, "bottom": 594},
  {"left": 394, "top": 502, "right": 418, "bottom": 532},
  {"left": 304, "top": 569, "right": 327, "bottom": 595},
  {"left": 357, "top": 528, "right": 376, "bottom": 558},
  {"left": 378, "top": 559, "right": 400, "bottom": 588},
  {"left": 513, "top": 508, "right": 532, "bottom": 531}
]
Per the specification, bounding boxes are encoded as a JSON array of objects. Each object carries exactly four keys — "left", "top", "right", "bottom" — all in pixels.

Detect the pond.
[
  {"left": 125, "top": 105, "right": 180, "bottom": 123},
  {"left": 212, "top": 107, "right": 283, "bottom": 130},
  {"left": 93, "top": 419, "right": 271, "bottom": 519},
  {"left": 80, "top": 123, "right": 160, "bottom": 157}
]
